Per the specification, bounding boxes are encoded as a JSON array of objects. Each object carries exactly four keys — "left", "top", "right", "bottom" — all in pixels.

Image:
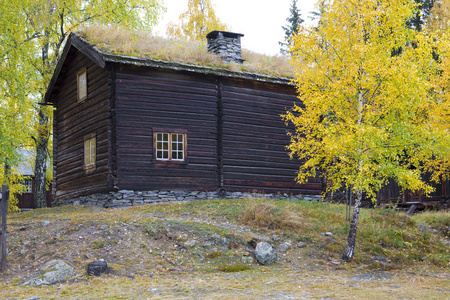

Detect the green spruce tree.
[
  {"left": 279, "top": 0, "right": 304, "bottom": 54},
  {"left": 407, "top": 0, "right": 435, "bottom": 31}
]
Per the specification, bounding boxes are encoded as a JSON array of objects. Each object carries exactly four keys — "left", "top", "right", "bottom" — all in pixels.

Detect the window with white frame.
[{"left": 154, "top": 131, "right": 186, "bottom": 161}]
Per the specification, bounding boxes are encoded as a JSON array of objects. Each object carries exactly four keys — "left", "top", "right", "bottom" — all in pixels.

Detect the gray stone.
[
  {"left": 241, "top": 256, "right": 254, "bottom": 263},
  {"left": 272, "top": 234, "right": 279, "bottom": 242},
  {"left": 374, "top": 256, "right": 387, "bottom": 262},
  {"left": 119, "top": 190, "right": 134, "bottom": 194},
  {"left": 25, "top": 297, "right": 41, "bottom": 300},
  {"left": 23, "top": 260, "right": 74, "bottom": 286},
  {"left": 278, "top": 242, "right": 290, "bottom": 253},
  {"left": 99, "top": 225, "right": 109, "bottom": 230},
  {"left": 321, "top": 232, "right": 333, "bottom": 237},
  {"left": 42, "top": 220, "right": 50, "bottom": 227},
  {"left": 255, "top": 242, "right": 277, "bottom": 265},
  {"left": 184, "top": 239, "right": 197, "bottom": 248},
  {"left": 297, "top": 242, "right": 308, "bottom": 248}
]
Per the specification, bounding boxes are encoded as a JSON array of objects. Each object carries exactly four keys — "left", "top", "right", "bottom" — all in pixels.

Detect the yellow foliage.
[
  {"left": 284, "top": 0, "right": 450, "bottom": 197},
  {"left": 166, "top": 0, "right": 229, "bottom": 42}
]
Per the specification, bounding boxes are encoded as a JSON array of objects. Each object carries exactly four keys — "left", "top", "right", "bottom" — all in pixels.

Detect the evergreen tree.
[
  {"left": 407, "top": 0, "right": 435, "bottom": 31},
  {"left": 279, "top": 0, "right": 304, "bottom": 54}
]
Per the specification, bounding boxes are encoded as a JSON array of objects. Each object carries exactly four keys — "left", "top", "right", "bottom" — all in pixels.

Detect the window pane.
[{"left": 78, "top": 70, "right": 87, "bottom": 100}]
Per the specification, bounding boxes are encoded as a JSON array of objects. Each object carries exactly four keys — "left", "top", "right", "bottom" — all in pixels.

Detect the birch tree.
[
  {"left": 0, "top": 0, "right": 165, "bottom": 208},
  {"left": 167, "top": 0, "right": 228, "bottom": 41},
  {"left": 285, "top": 0, "right": 450, "bottom": 260}
]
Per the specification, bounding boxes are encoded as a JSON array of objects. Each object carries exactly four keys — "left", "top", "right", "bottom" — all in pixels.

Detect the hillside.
[{"left": 0, "top": 198, "right": 449, "bottom": 299}]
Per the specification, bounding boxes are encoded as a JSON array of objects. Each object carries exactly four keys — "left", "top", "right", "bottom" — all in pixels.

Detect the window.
[
  {"left": 154, "top": 130, "right": 187, "bottom": 162},
  {"left": 77, "top": 68, "right": 87, "bottom": 101},
  {"left": 22, "top": 179, "right": 33, "bottom": 193},
  {"left": 84, "top": 134, "right": 96, "bottom": 170}
]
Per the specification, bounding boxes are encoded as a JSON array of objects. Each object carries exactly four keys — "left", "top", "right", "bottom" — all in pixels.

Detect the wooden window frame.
[
  {"left": 77, "top": 68, "right": 87, "bottom": 102},
  {"left": 153, "top": 128, "right": 187, "bottom": 166},
  {"left": 84, "top": 133, "right": 96, "bottom": 173}
]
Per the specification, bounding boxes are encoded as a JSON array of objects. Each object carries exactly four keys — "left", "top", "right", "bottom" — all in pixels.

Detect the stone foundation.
[{"left": 54, "top": 190, "right": 323, "bottom": 208}]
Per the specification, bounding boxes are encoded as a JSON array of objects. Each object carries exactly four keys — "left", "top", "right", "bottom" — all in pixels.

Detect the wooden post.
[{"left": 1, "top": 184, "right": 8, "bottom": 272}]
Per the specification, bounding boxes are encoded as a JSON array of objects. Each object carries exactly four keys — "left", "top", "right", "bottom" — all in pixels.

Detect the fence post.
[{"left": 1, "top": 184, "right": 8, "bottom": 272}]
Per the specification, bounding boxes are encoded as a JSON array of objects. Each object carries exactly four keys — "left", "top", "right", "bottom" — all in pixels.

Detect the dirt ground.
[{"left": 0, "top": 205, "right": 448, "bottom": 299}]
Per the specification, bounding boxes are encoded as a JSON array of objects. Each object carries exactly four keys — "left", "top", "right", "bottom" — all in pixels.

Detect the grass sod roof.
[{"left": 76, "top": 26, "right": 295, "bottom": 81}]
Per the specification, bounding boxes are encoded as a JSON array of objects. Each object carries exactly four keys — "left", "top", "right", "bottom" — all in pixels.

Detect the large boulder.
[
  {"left": 255, "top": 242, "right": 277, "bottom": 265},
  {"left": 23, "top": 260, "right": 74, "bottom": 286}
]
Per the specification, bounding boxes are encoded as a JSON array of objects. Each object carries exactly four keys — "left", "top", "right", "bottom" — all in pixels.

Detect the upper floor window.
[
  {"left": 154, "top": 131, "right": 186, "bottom": 162},
  {"left": 84, "top": 133, "right": 96, "bottom": 171},
  {"left": 77, "top": 68, "right": 87, "bottom": 101}
]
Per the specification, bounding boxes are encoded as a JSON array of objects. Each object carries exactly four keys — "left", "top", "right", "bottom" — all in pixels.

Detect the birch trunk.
[
  {"left": 343, "top": 188, "right": 362, "bottom": 260},
  {"left": 34, "top": 107, "right": 49, "bottom": 208}
]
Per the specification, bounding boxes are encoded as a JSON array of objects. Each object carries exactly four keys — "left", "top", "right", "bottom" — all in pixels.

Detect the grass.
[
  {"left": 1, "top": 198, "right": 449, "bottom": 298},
  {"left": 78, "top": 25, "right": 294, "bottom": 78}
]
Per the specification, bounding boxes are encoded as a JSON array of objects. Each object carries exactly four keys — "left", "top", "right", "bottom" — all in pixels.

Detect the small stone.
[
  {"left": 374, "top": 256, "right": 387, "bottom": 262},
  {"left": 203, "top": 241, "right": 212, "bottom": 248},
  {"left": 184, "top": 239, "right": 197, "bottom": 248},
  {"left": 321, "top": 232, "right": 333, "bottom": 237},
  {"left": 243, "top": 251, "right": 251, "bottom": 256},
  {"left": 278, "top": 243, "right": 290, "bottom": 253},
  {"left": 85, "top": 253, "right": 94, "bottom": 259},
  {"left": 297, "top": 242, "right": 308, "bottom": 248},
  {"left": 99, "top": 225, "right": 109, "bottom": 230},
  {"left": 25, "top": 297, "right": 41, "bottom": 300},
  {"left": 242, "top": 256, "right": 254, "bottom": 263},
  {"left": 272, "top": 234, "right": 279, "bottom": 242},
  {"left": 42, "top": 220, "right": 50, "bottom": 227}
]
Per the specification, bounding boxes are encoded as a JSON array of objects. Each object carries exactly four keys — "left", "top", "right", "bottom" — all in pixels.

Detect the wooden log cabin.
[{"left": 45, "top": 28, "right": 322, "bottom": 203}]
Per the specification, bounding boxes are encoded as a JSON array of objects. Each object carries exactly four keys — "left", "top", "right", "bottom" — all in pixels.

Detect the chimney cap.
[{"left": 206, "top": 30, "right": 244, "bottom": 39}]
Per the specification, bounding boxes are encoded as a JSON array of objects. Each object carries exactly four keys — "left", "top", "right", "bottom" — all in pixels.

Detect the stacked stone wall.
[{"left": 54, "top": 190, "right": 323, "bottom": 208}]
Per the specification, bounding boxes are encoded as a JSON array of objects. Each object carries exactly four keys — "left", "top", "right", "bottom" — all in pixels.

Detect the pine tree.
[{"left": 279, "top": 0, "right": 304, "bottom": 54}]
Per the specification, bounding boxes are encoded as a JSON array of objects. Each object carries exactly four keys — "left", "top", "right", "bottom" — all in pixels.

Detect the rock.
[
  {"left": 99, "top": 225, "right": 109, "bottom": 230},
  {"left": 25, "top": 297, "right": 41, "bottom": 300},
  {"left": 272, "top": 234, "right": 279, "bottom": 242},
  {"left": 203, "top": 241, "right": 213, "bottom": 247},
  {"left": 374, "top": 256, "right": 387, "bottom": 262},
  {"left": 255, "top": 242, "right": 277, "bottom": 265},
  {"left": 297, "top": 242, "right": 308, "bottom": 248},
  {"left": 42, "top": 220, "right": 50, "bottom": 227},
  {"left": 241, "top": 256, "right": 254, "bottom": 264},
  {"left": 320, "top": 232, "right": 333, "bottom": 237},
  {"left": 87, "top": 260, "right": 109, "bottom": 276},
  {"left": 23, "top": 260, "right": 74, "bottom": 286},
  {"left": 184, "top": 239, "right": 197, "bottom": 248},
  {"left": 278, "top": 242, "right": 290, "bottom": 253}
]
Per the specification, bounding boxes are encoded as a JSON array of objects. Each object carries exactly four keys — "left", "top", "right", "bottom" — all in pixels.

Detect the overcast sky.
[{"left": 154, "top": 0, "right": 319, "bottom": 56}]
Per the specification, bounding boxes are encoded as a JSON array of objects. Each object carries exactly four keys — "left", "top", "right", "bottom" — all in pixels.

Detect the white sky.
[{"left": 154, "top": 0, "right": 318, "bottom": 56}]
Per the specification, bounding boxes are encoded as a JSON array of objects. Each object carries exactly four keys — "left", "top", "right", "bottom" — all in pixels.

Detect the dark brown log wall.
[
  {"left": 114, "top": 65, "right": 218, "bottom": 191},
  {"left": 53, "top": 49, "right": 109, "bottom": 200},
  {"left": 221, "top": 79, "right": 321, "bottom": 194}
]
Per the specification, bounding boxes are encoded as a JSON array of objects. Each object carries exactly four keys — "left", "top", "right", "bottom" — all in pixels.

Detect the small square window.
[
  {"left": 77, "top": 68, "right": 87, "bottom": 101},
  {"left": 84, "top": 134, "right": 96, "bottom": 171}
]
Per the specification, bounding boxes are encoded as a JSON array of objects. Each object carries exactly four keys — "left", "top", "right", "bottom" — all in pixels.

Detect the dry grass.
[
  {"left": 240, "top": 198, "right": 304, "bottom": 232},
  {"left": 77, "top": 25, "right": 294, "bottom": 78}
]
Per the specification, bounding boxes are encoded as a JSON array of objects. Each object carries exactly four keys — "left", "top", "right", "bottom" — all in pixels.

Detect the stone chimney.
[{"left": 206, "top": 31, "right": 244, "bottom": 64}]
